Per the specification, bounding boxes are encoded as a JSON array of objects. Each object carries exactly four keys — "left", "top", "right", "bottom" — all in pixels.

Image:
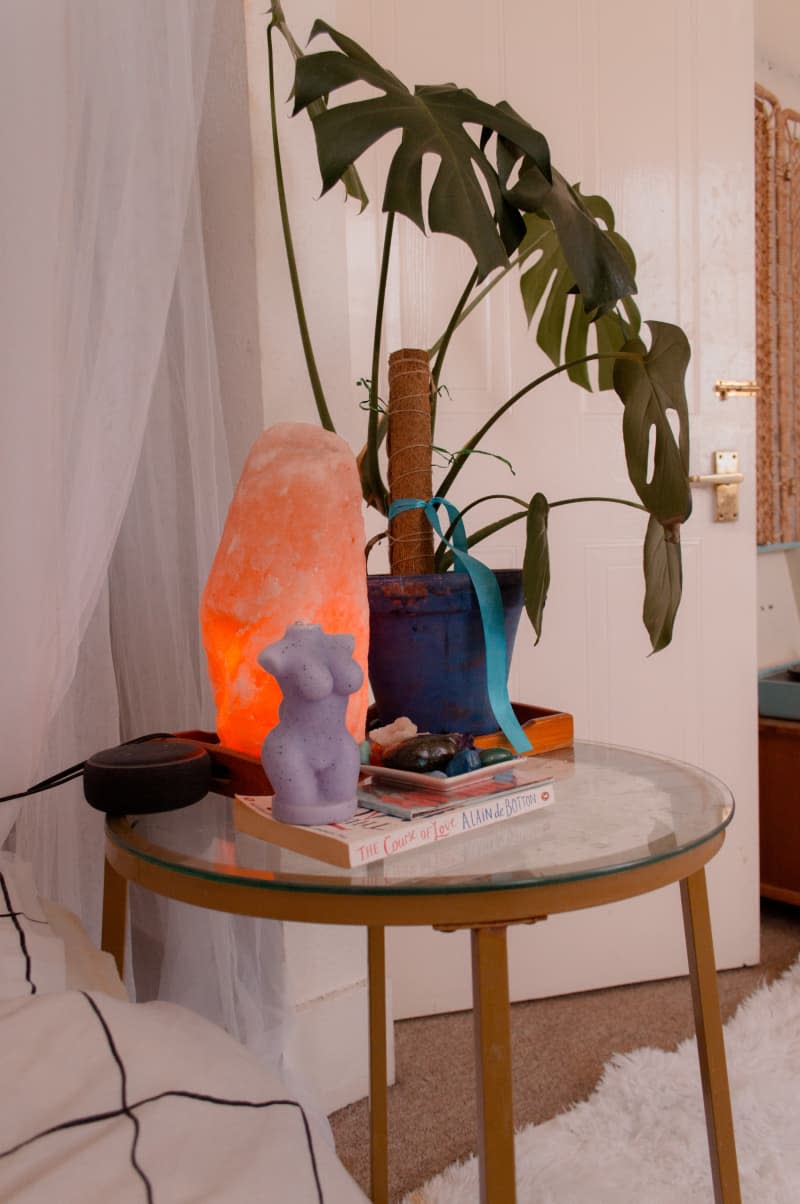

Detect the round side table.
[{"left": 102, "top": 740, "right": 741, "bottom": 1204}]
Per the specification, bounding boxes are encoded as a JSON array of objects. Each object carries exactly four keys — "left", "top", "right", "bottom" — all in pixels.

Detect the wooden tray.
[
  {"left": 177, "top": 730, "right": 270, "bottom": 799},
  {"left": 473, "top": 702, "right": 573, "bottom": 757},
  {"left": 178, "top": 704, "right": 573, "bottom": 800}
]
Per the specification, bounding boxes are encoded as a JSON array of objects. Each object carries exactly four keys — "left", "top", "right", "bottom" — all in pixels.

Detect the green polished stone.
[{"left": 478, "top": 746, "right": 516, "bottom": 767}]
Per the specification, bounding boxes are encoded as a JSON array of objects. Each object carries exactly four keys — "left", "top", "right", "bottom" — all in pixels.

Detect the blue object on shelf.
[{"left": 758, "top": 662, "right": 800, "bottom": 721}]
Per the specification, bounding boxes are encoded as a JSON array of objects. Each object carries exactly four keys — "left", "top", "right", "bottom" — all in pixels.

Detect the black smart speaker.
[{"left": 82, "top": 738, "right": 212, "bottom": 816}]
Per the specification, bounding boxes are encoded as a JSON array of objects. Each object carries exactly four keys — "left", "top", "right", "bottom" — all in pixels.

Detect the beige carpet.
[{"left": 329, "top": 899, "right": 800, "bottom": 1202}]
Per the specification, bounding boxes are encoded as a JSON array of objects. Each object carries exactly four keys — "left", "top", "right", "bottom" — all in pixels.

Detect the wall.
[
  {"left": 241, "top": 0, "right": 363, "bottom": 445},
  {"left": 758, "top": 548, "right": 800, "bottom": 670},
  {"left": 756, "top": 0, "right": 800, "bottom": 110},
  {"left": 756, "top": 60, "right": 800, "bottom": 111},
  {"left": 197, "top": 1, "right": 263, "bottom": 479}
]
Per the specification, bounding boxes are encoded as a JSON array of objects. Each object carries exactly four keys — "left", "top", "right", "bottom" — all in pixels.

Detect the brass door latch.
[
  {"left": 689, "top": 450, "right": 743, "bottom": 522},
  {"left": 714, "top": 380, "right": 758, "bottom": 399}
]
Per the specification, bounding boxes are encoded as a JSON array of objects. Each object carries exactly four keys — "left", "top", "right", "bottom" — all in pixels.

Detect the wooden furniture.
[
  {"left": 102, "top": 740, "right": 741, "bottom": 1204},
  {"left": 179, "top": 702, "right": 575, "bottom": 788},
  {"left": 759, "top": 716, "right": 800, "bottom": 904}
]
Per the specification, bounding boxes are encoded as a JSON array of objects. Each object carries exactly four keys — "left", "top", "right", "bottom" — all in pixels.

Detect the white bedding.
[{"left": 0, "top": 857, "right": 369, "bottom": 1203}]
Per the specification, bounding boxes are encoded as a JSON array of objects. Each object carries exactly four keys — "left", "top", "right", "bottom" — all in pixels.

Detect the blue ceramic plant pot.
[{"left": 366, "top": 570, "right": 524, "bottom": 735}]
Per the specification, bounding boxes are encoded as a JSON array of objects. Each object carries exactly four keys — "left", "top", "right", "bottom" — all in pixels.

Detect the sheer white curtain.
[
  {"left": 0, "top": 0, "right": 299, "bottom": 1105},
  {"left": 1, "top": 0, "right": 217, "bottom": 845},
  {"left": 108, "top": 185, "right": 292, "bottom": 1078}
]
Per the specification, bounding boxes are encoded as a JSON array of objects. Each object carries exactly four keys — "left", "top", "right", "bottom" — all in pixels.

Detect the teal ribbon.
[{"left": 388, "top": 497, "right": 531, "bottom": 753}]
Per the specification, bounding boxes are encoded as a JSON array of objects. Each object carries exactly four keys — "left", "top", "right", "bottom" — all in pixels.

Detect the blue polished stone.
[{"left": 445, "top": 748, "right": 482, "bottom": 777}]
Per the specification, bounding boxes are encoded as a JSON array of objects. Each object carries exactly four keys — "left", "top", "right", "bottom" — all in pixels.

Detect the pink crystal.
[{"left": 200, "top": 423, "right": 369, "bottom": 757}]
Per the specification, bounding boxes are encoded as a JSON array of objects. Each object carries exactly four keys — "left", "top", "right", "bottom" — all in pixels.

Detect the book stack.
[{"left": 233, "top": 760, "right": 556, "bottom": 868}]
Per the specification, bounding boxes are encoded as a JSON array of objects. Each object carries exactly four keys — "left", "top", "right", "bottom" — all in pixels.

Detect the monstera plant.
[{"left": 266, "top": 4, "right": 691, "bottom": 662}]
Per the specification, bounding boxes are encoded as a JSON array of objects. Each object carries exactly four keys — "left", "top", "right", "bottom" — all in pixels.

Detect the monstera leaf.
[
  {"left": 642, "top": 514, "right": 683, "bottom": 652},
  {"left": 489, "top": 117, "right": 638, "bottom": 324},
  {"left": 522, "top": 493, "right": 551, "bottom": 644},
  {"left": 293, "top": 20, "right": 554, "bottom": 278},
  {"left": 518, "top": 187, "right": 641, "bottom": 389},
  {"left": 613, "top": 321, "right": 692, "bottom": 526}
]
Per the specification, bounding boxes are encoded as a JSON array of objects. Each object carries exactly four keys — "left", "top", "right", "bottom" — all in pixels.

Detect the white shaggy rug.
[{"left": 403, "top": 957, "right": 800, "bottom": 1203}]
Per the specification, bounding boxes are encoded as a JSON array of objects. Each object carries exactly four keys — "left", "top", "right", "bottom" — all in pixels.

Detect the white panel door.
[{"left": 335, "top": 0, "right": 759, "bottom": 1017}]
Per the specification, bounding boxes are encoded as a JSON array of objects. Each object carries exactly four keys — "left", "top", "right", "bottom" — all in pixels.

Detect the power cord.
[{"left": 0, "top": 733, "right": 176, "bottom": 805}]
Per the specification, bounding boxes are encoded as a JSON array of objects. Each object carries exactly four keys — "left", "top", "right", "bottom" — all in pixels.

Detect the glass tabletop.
[{"left": 106, "top": 741, "right": 734, "bottom": 897}]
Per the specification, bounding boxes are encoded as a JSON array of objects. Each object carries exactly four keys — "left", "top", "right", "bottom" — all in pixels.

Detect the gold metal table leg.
[
  {"left": 368, "top": 926, "right": 389, "bottom": 1204},
  {"left": 680, "top": 869, "right": 742, "bottom": 1204},
  {"left": 101, "top": 855, "right": 128, "bottom": 980},
  {"left": 471, "top": 925, "right": 516, "bottom": 1204}
]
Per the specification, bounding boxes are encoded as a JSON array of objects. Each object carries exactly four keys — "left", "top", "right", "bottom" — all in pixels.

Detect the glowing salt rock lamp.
[{"left": 200, "top": 423, "right": 369, "bottom": 757}]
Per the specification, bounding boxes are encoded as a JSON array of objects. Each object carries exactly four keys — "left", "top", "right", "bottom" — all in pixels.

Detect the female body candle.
[{"left": 259, "top": 622, "right": 362, "bottom": 825}]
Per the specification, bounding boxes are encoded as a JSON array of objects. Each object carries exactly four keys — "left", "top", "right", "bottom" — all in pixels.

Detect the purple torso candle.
[{"left": 258, "top": 622, "right": 363, "bottom": 825}]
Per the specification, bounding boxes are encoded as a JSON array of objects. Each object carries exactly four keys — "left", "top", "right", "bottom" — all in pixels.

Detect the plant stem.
[
  {"left": 448, "top": 492, "right": 529, "bottom": 522},
  {"left": 436, "top": 509, "right": 528, "bottom": 571},
  {"left": 549, "top": 496, "right": 647, "bottom": 511},
  {"left": 435, "top": 495, "right": 648, "bottom": 570},
  {"left": 428, "top": 246, "right": 536, "bottom": 358},
  {"left": 433, "top": 498, "right": 527, "bottom": 573},
  {"left": 433, "top": 492, "right": 527, "bottom": 566},
  {"left": 362, "top": 212, "right": 395, "bottom": 513},
  {"left": 269, "top": 1, "right": 303, "bottom": 58},
  {"left": 267, "top": 21, "right": 334, "bottom": 430},
  {"left": 430, "top": 268, "right": 480, "bottom": 429},
  {"left": 436, "top": 351, "right": 642, "bottom": 499}
]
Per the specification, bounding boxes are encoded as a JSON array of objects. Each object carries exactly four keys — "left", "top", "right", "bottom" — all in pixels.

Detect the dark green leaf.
[
  {"left": 564, "top": 293, "right": 593, "bottom": 390},
  {"left": 642, "top": 514, "right": 683, "bottom": 652},
  {"left": 341, "top": 163, "right": 369, "bottom": 210},
  {"left": 613, "top": 321, "right": 692, "bottom": 525},
  {"left": 517, "top": 189, "right": 641, "bottom": 387},
  {"left": 503, "top": 160, "right": 637, "bottom": 316},
  {"left": 305, "top": 98, "right": 368, "bottom": 209},
  {"left": 292, "top": 21, "right": 552, "bottom": 279},
  {"left": 518, "top": 225, "right": 560, "bottom": 323},
  {"left": 522, "top": 493, "right": 550, "bottom": 644},
  {"left": 537, "top": 254, "right": 570, "bottom": 365},
  {"left": 595, "top": 302, "right": 641, "bottom": 391},
  {"left": 270, "top": 11, "right": 370, "bottom": 210}
]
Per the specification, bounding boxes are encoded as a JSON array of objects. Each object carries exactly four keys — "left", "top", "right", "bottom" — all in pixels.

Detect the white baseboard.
[{"left": 286, "top": 977, "right": 395, "bottom": 1114}]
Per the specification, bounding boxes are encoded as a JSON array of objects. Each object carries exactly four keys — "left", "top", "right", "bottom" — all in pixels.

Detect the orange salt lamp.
[{"left": 200, "top": 423, "right": 369, "bottom": 757}]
